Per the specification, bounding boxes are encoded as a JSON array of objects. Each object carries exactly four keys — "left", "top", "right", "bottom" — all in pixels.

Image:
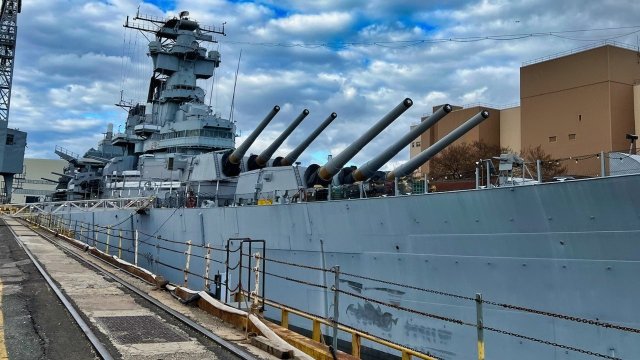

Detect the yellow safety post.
[
  {"left": 281, "top": 309, "right": 289, "bottom": 329},
  {"left": 476, "top": 293, "right": 485, "bottom": 360},
  {"left": 352, "top": 333, "right": 361, "bottom": 358},
  {"left": 312, "top": 319, "right": 322, "bottom": 342}
]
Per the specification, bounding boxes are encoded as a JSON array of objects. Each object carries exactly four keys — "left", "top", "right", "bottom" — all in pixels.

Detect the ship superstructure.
[{"left": 100, "top": 11, "right": 234, "bottom": 199}]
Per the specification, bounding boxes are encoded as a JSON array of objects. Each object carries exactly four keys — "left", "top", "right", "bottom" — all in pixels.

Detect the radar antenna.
[{"left": 124, "top": 9, "right": 226, "bottom": 43}]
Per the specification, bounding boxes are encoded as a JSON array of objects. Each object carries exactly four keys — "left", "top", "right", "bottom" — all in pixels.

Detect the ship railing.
[
  {"left": 54, "top": 145, "right": 80, "bottom": 160},
  {"left": 7, "top": 196, "right": 156, "bottom": 216},
  {"left": 407, "top": 147, "right": 640, "bottom": 194},
  {"left": 252, "top": 294, "right": 438, "bottom": 360}
]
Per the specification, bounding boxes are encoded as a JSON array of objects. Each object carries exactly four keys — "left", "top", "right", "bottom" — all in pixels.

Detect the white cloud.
[
  {"left": 267, "top": 12, "right": 354, "bottom": 36},
  {"left": 8, "top": 0, "right": 640, "bottom": 169}
]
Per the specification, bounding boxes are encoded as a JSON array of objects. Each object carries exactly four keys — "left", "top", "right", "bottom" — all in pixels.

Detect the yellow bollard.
[
  {"left": 352, "top": 333, "right": 361, "bottom": 358},
  {"left": 281, "top": 309, "right": 289, "bottom": 329},
  {"left": 312, "top": 319, "right": 321, "bottom": 342}
]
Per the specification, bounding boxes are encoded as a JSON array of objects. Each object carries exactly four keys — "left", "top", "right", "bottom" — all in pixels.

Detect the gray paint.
[{"left": 58, "top": 174, "right": 640, "bottom": 359}]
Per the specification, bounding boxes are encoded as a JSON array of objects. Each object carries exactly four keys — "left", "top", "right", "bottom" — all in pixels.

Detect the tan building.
[
  {"left": 416, "top": 105, "right": 501, "bottom": 176},
  {"left": 520, "top": 44, "right": 640, "bottom": 175},
  {"left": 8, "top": 158, "right": 67, "bottom": 203},
  {"left": 411, "top": 42, "right": 640, "bottom": 177},
  {"left": 408, "top": 124, "right": 423, "bottom": 176}
]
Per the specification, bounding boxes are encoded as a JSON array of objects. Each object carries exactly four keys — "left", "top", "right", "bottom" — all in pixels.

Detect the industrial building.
[
  {"left": 412, "top": 41, "right": 640, "bottom": 177},
  {"left": 7, "top": 158, "right": 66, "bottom": 203}
]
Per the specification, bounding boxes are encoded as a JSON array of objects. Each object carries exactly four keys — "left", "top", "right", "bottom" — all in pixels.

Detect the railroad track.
[{"left": 5, "top": 217, "right": 259, "bottom": 360}]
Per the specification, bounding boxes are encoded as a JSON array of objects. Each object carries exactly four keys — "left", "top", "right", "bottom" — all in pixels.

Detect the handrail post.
[
  {"left": 105, "top": 226, "right": 111, "bottom": 255},
  {"left": 214, "top": 273, "right": 222, "bottom": 300},
  {"left": 204, "top": 243, "right": 212, "bottom": 291},
  {"left": 476, "top": 293, "right": 485, "bottom": 360},
  {"left": 225, "top": 240, "right": 231, "bottom": 303},
  {"left": 485, "top": 159, "right": 492, "bottom": 188},
  {"left": 118, "top": 230, "right": 122, "bottom": 259},
  {"left": 184, "top": 240, "right": 192, "bottom": 287},
  {"left": 600, "top": 151, "right": 606, "bottom": 177},
  {"left": 134, "top": 230, "right": 139, "bottom": 266},
  {"left": 332, "top": 265, "right": 340, "bottom": 351}
]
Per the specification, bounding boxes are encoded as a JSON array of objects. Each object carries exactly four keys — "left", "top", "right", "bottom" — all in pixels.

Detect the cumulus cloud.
[{"left": 10, "top": 0, "right": 640, "bottom": 166}]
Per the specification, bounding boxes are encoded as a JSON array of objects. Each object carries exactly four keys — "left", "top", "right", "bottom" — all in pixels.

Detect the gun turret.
[
  {"left": 386, "top": 110, "right": 490, "bottom": 180},
  {"left": 275, "top": 112, "right": 338, "bottom": 167},
  {"left": 221, "top": 105, "right": 280, "bottom": 176},
  {"left": 338, "top": 104, "right": 452, "bottom": 185},
  {"left": 304, "top": 98, "right": 413, "bottom": 187},
  {"left": 247, "top": 109, "right": 310, "bottom": 170}
]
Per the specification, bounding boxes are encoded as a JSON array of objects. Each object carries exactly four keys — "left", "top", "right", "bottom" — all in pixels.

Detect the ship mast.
[{"left": 120, "top": 10, "right": 233, "bottom": 155}]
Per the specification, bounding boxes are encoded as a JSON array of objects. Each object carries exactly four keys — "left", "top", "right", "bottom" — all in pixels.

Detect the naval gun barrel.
[
  {"left": 275, "top": 112, "right": 338, "bottom": 167},
  {"left": 305, "top": 98, "right": 413, "bottom": 187},
  {"left": 387, "top": 110, "right": 490, "bottom": 180},
  {"left": 341, "top": 104, "right": 452, "bottom": 184},
  {"left": 249, "top": 109, "right": 310, "bottom": 170},
  {"left": 52, "top": 172, "right": 73, "bottom": 178},
  {"left": 222, "top": 105, "right": 280, "bottom": 176}
]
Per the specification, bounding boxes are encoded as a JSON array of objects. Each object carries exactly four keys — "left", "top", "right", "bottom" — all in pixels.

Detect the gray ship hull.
[{"left": 58, "top": 174, "right": 640, "bottom": 359}]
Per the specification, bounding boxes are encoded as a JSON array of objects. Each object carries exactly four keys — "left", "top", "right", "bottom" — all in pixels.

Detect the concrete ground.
[
  {"left": 1, "top": 218, "right": 278, "bottom": 360},
  {"left": 0, "top": 221, "right": 97, "bottom": 360}
]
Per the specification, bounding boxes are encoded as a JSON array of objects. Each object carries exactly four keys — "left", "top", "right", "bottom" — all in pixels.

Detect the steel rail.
[
  {"left": 12, "top": 218, "right": 257, "bottom": 360},
  {"left": 4, "top": 219, "right": 115, "bottom": 360}
]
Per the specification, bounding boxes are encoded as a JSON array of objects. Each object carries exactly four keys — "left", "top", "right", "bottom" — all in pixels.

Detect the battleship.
[{"left": 36, "top": 10, "right": 640, "bottom": 360}]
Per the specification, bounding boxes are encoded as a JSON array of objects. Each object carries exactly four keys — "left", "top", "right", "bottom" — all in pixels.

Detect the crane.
[{"left": 0, "top": 0, "right": 27, "bottom": 203}]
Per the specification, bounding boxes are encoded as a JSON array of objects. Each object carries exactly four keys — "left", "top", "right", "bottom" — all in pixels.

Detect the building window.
[
  {"left": 568, "top": 133, "right": 576, "bottom": 140},
  {"left": 549, "top": 136, "right": 557, "bottom": 143},
  {"left": 415, "top": 141, "right": 421, "bottom": 147},
  {"left": 6, "top": 134, "right": 14, "bottom": 145},
  {"left": 578, "top": 114, "right": 582, "bottom": 121}
]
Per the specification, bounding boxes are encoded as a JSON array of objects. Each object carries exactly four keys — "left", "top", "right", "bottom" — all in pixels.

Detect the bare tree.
[
  {"left": 520, "top": 145, "right": 567, "bottom": 179},
  {"left": 429, "top": 141, "right": 507, "bottom": 181}
]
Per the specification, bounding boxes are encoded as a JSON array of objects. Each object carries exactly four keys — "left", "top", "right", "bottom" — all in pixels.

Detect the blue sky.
[
  {"left": 11, "top": 0, "right": 640, "bottom": 168},
  {"left": 145, "top": 0, "right": 174, "bottom": 11}
]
